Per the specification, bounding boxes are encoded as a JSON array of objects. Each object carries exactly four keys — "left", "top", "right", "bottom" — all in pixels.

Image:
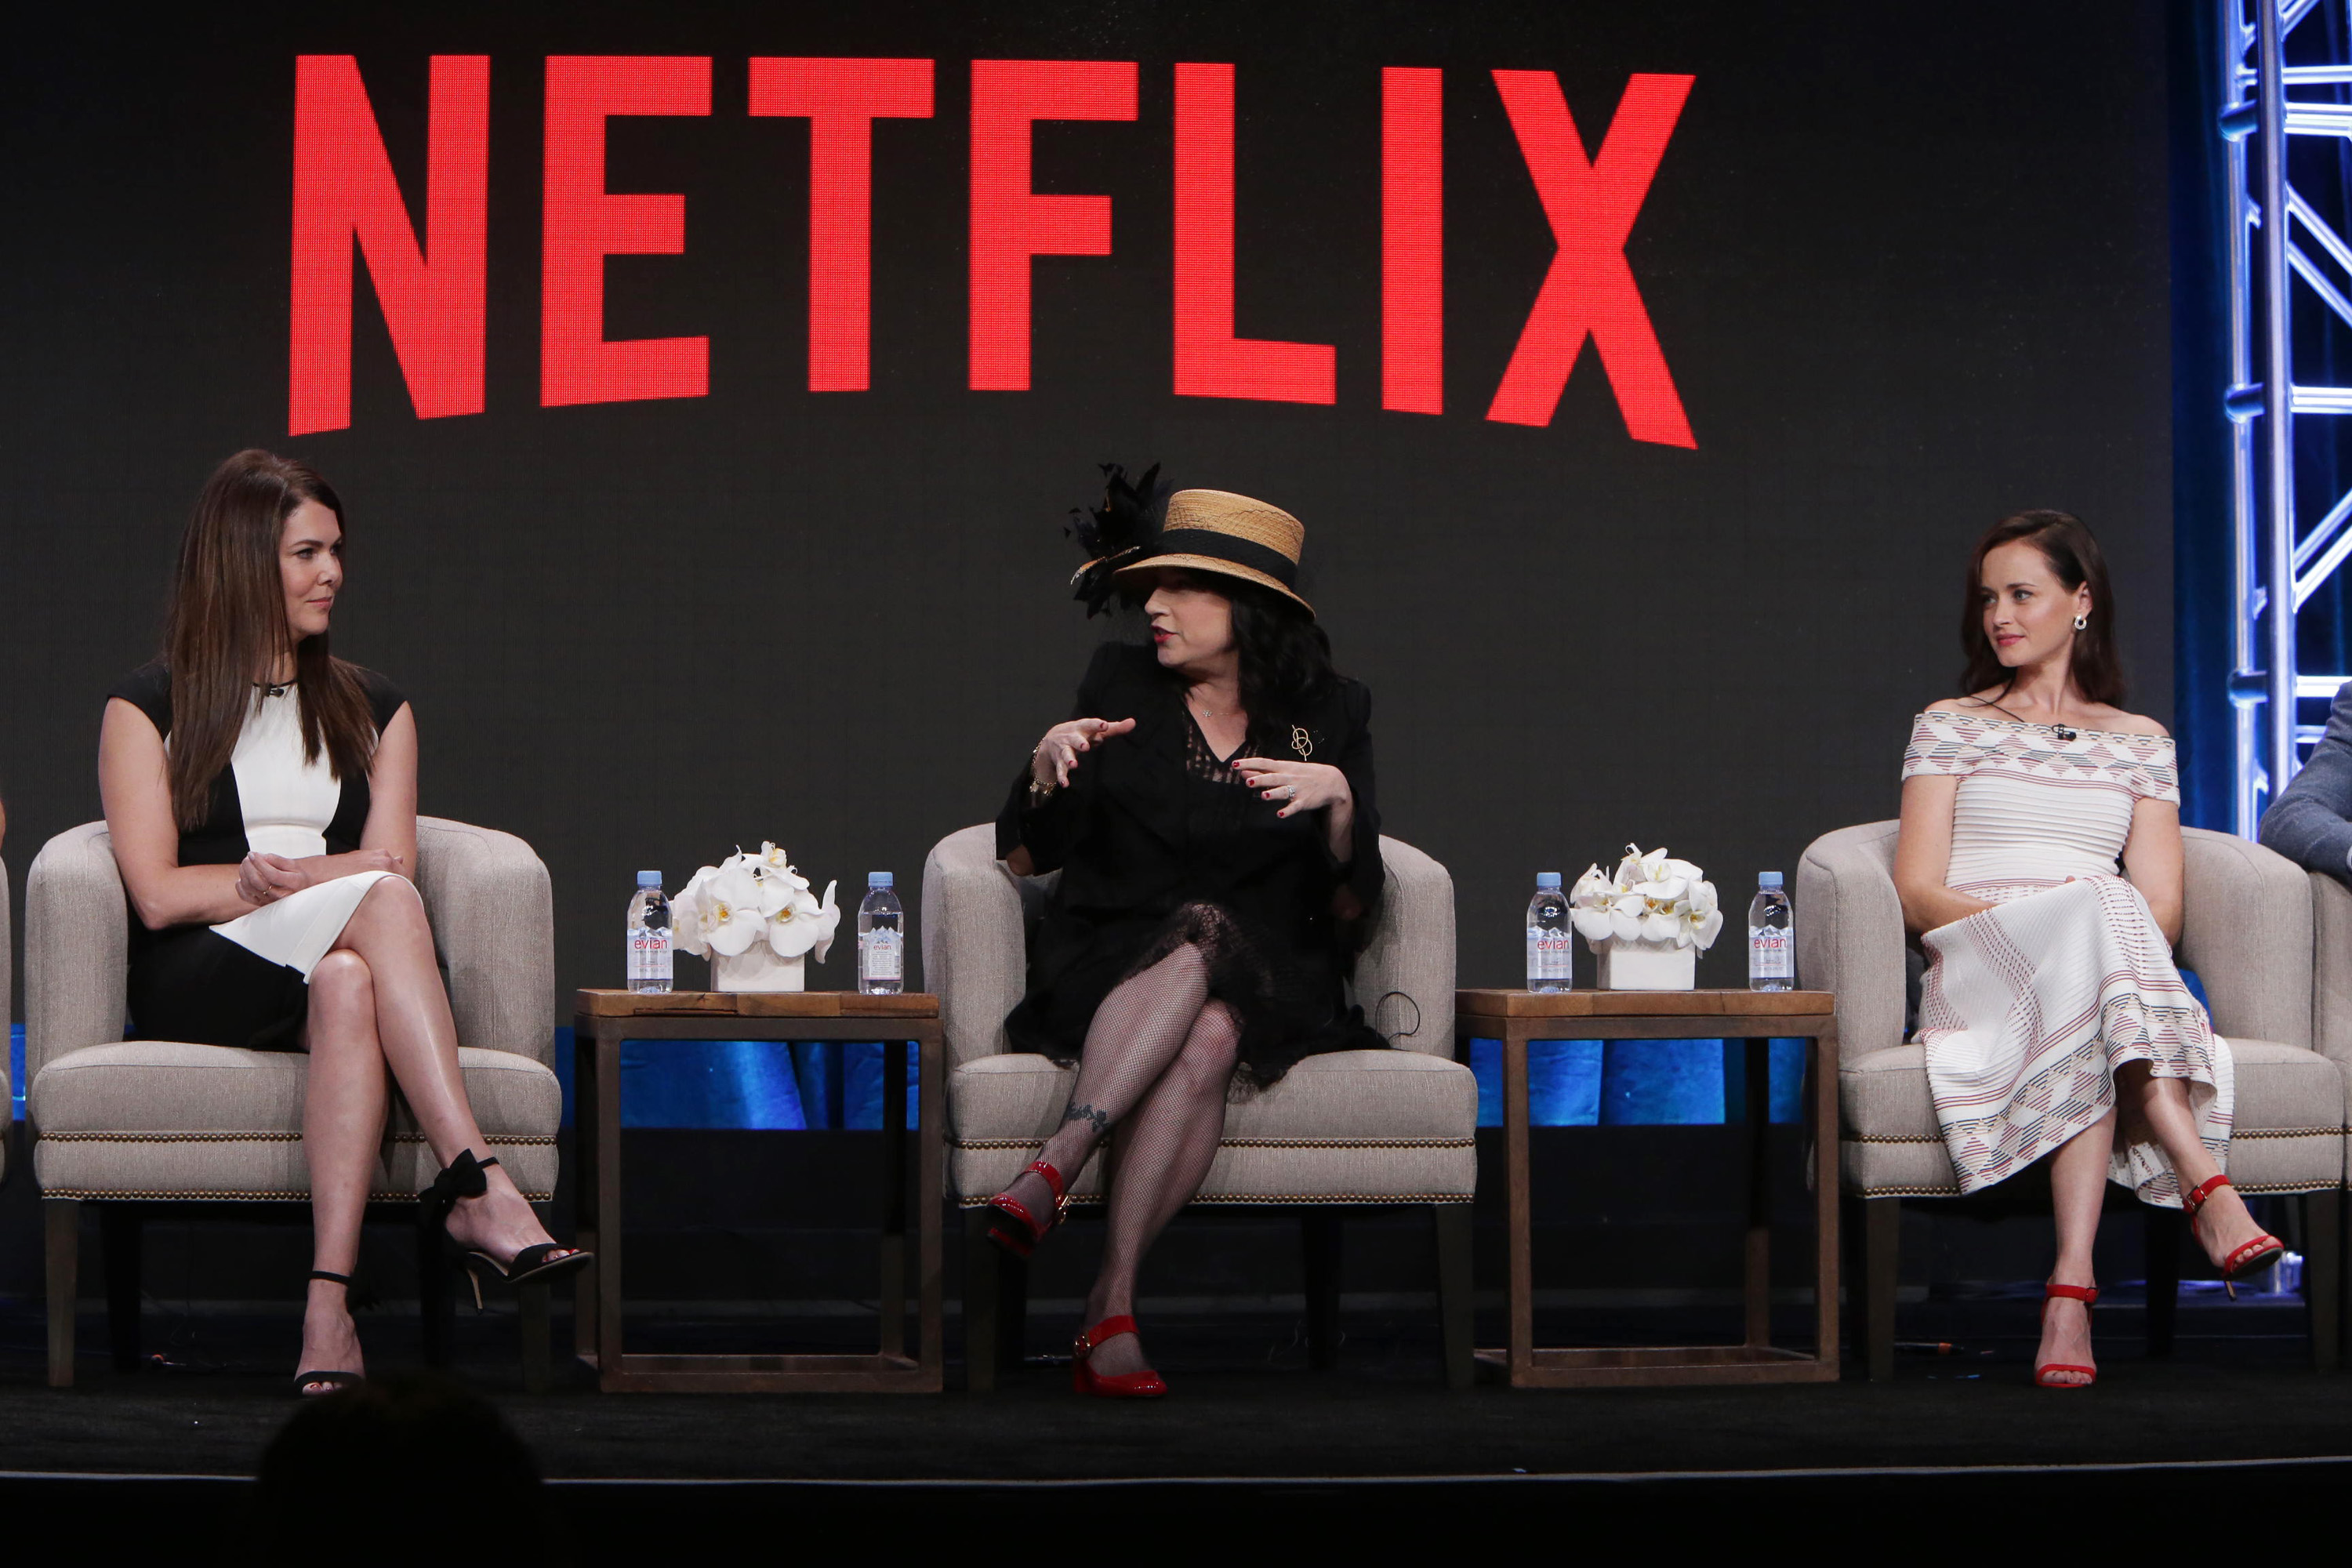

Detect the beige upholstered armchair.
[
  {"left": 922, "top": 825, "right": 1475, "bottom": 1389},
  {"left": 1800, "top": 821, "right": 2344, "bottom": 1378},
  {"left": 25, "top": 817, "right": 563, "bottom": 1388}
]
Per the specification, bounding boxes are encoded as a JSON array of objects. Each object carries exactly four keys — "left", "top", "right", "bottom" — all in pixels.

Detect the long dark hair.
[
  {"left": 1122, "top": 572, "right": 1341, "bottom": 728},
  {"left": 1957, "top": 509, "right": 2125, "bottom": 707},
  {"left": 162, "top": 450, "right": 378, "bottom": 829}
]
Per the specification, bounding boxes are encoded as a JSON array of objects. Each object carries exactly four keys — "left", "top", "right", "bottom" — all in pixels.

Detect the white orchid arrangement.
[
  {"left": 672, "top": 843, "right": 840, "bottom": 965},
  {"left": 1570, "top": 844, "right": 1725, "bottom": 953}
]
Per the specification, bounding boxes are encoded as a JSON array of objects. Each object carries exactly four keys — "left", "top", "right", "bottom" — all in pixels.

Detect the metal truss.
[{"left": 2223, "top": 0, "right": 2352, "bottom": 833}]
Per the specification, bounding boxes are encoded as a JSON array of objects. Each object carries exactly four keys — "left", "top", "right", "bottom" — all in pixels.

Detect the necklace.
[
  {"left": 1186, "top": 689, "right": 1243, "bottom": 724},
  {"left": 1976, "top": 696, "right": 2078, "bottom": 742}
]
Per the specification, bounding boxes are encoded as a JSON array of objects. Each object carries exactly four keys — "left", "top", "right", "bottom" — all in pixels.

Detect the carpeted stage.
[{"left": 2, "top": 1290, "right": 2345, "bottom": 1550}]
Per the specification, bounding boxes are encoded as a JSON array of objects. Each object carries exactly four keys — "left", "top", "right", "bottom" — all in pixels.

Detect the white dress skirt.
[{"left": 1904, "top": 709, "right": 2232, "bottom": 1207}]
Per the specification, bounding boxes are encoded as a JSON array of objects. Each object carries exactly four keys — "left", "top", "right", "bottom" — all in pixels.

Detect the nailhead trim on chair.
[
  {"left": 2230, "top": 1126, "right": 2352, "bottom": 1139},
  {"left": 1843, "top": 1134, "right": 1946, "bottom": 1146},
  {"left": 1848, "top": 1178, "right": 2341, "bottom": 1199},
  {"left": 956, "top": 1191, "right": 1475, "bottom": 1207},
  {"left": 40, "top": 1188, "right": 559, "bottom": 1202},
  {"left": 38, "top": 1131, "right": 558, "bottom": 1145}
]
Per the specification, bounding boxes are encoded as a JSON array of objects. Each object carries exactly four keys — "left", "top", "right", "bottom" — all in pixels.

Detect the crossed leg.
[
  {"left": 2037, "top": 1063, "right": 2274, "bottom": 1386},
  {"left": 1078, "top": 1003, "right": 1240, "bottom": 1377},
  {"left": 295, "top": 875, "right": 575, "bottom": 1391}
]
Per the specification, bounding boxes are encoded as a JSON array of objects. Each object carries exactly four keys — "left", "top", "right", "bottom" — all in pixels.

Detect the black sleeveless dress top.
[{"left": 108, "top": 662, "right": 406, "bottom": 1051}]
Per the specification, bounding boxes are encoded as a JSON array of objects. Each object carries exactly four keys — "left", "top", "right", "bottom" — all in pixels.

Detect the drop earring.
[{"left": 2072, "top": 614, "right": 2088, "bottom": 631}]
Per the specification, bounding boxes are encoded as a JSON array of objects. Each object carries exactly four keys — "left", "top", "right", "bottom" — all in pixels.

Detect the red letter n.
[
  {"left": 543, "top": 56, "right": 712, "bottom": 408},
  {"left": 750, "top": 58, "right": 935, "bottom": 394},
  {"left": 968, "top": 60, "right": 1138, "bottom": 392},
  {"left": 288, "top": 55, "right": 488, "bottom": 437},
  {"left": 1486, "top": 71, "right": 1694, "bottom": 447},
  {"left": 1172, "top": 63, "right": 1334, "bottom": 405}
]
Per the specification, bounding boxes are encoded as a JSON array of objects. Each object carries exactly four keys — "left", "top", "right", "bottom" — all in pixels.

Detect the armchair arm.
[
  {"left": 413, "top": 817, "right": 554, "bottom": 1066},
  {"left": 1354, "top": 836, "right": 1456, "bottom": 1058},
  {"left": 2173, "top": 828, "right": 2314, "bottom": 1052},
  {"left": 1796, "top": 821, "right": 1909, "bottom": 1054},
  {"left": 26, "top": 822, "right": 129, "bottom": 1090},
  {"left": 921, "top": 825, "right": 1033, "bottom": 1071}
]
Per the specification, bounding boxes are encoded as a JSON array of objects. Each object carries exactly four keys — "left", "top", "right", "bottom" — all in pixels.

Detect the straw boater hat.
[
  {"left": 1111, "top": 488, "right": 1312, "bottom": 615},
  {"left": 1069, "top": 466, "right": 1314, "bottom": 619}
]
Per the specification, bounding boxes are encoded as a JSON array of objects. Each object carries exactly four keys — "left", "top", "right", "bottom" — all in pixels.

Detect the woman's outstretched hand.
[
  {"left": 1235, "top": 758, "right": 1352, "bottom": 819},
  {"left": 1033, "top": 717, "right": 1138, "bottom": 789}
]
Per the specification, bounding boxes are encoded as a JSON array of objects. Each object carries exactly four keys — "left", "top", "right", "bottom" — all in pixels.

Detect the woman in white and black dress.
[{"left": 99, "top": 450, "right": 589, "bottom": 1396}]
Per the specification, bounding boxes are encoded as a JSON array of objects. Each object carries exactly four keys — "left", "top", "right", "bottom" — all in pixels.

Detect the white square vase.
[
  {"left": 1591, "top": 936, "right": 1696, "bottom": 991},
  {"left": 710, "top": 946, "right": 806, "bottom": 993}
]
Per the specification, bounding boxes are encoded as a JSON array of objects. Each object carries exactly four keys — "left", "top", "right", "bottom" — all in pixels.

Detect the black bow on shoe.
[{"left": 418, "top": 1148, "right": 496, "bottom": 1238}]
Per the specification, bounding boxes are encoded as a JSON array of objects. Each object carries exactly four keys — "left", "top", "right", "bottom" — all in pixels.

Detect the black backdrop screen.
[{"left": 1, "top": 1, "right": 2169, "bottom": 1002}]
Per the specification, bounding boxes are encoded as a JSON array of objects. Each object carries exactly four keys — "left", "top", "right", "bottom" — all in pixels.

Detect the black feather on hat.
[{"left": 1067, "top": 462, "right": 1171, "bottom": 617}]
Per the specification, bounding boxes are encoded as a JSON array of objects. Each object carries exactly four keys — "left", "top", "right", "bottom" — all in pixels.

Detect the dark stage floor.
[{"left": 1, "top": 1290, "right": 2345, "bottom": 1553}]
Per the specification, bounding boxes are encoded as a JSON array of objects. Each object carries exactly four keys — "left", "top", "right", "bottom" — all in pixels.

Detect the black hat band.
[{"left": 1138, "top": 528, "right": 1299, "bottom": 587}]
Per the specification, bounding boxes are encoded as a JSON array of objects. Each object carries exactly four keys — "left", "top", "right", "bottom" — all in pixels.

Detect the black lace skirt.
[{"left": 1005, "top": 898, "right": 1382, "bottom": 1091}]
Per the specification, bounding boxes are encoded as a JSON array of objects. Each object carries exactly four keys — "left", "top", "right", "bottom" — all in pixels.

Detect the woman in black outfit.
[
  {"left": 987, "top": 472, "right": 1385, "bottom": 1397},
  {"left": 98, "top": 450, "right": 590, "bottom": 1396}
]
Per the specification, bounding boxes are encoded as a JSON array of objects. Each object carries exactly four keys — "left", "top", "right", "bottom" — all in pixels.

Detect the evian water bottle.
[
  {"left": 1526, "top": 872, "right": 1573, "bottom": 993},
  {"left": 627, "top": 871, "right": 672, "bottom": 994},
  {"left": 859, "top": 872, "right": 905, "bottom": 995},
  {"left": 1748, "top": 872, "right": 1794, "bottom": 992}
]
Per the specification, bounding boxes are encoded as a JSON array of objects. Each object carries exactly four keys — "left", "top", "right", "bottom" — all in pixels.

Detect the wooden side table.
[
  {"left": 571, "top": 989, "right": 945, "bottom": 1392},
  {"left": 1455, "top": 988, "right": 1840, "bottom": 1388}
]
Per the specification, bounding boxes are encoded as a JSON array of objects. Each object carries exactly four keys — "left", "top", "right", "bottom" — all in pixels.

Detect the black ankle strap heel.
[
  {"left": 293, "top": 1270, "right": 366, "bottom": 1398},
  {"left": 420, "top": 1149, "right": 594, "bottom": 1311}
]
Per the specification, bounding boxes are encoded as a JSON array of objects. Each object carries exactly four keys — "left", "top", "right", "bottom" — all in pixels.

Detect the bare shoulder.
[
  {"left": 2089, "top": 707, "right": 2169, "bottom": 739},
  {"left": 1922, "top": 692, "right": 2001, "bottom": 717}
]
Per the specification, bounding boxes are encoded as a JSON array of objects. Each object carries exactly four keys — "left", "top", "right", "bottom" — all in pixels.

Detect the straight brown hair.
[
  {"left": 162, "top": 450, "right": 377, "bottom": 829},
  {"left": 1958, "top": 509, "right": 2125, "bottom": 707}
]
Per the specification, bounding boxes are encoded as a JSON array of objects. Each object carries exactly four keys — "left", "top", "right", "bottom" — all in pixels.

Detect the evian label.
[
  {"left": 862, "top": 929, "right": 903, "bottom": 982},
  {"left": 1748, "top": 928, "right": 1792, "bottom": 979},
  {"left": 629, "top": 927, "right": 672, "bottom": 985}
]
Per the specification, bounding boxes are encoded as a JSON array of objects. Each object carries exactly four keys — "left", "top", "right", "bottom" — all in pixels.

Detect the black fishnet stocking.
[{"left": 992, "top": 936, "right": 1245, "bottom": 1374}]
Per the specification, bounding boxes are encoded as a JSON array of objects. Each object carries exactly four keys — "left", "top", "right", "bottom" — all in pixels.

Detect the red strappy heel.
[
  {"left": 984, "top": 1159, "right": 1069, "bottom": 1258},
  {"left": 2034, "top": 1283, "right": 2100, "bottom": 1389},
  {"left": 2184, "top": 1173, "right": 2287, "bottom": 1297},
  {"left": 1072, "top": 1314, "right": 1167, "bottom": 1399}
]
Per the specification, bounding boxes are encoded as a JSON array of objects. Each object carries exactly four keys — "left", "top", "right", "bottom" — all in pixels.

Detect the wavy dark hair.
[
  {"left": 1120, "top": 571, "right": 1339, "bottom": 728},
  {"left": 1958, "top": 509, "right": 2125, "bottom": 707},
  {"left": 162, "top": 450, "right": 378, "bottom": 829}
]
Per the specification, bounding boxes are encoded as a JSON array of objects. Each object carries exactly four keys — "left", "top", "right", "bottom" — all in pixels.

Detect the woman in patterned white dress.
[{"left": 1891, "top": 510, "right": 2282, "bottom": 1388}]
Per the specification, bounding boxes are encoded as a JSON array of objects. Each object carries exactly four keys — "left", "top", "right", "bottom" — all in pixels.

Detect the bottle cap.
[
  {"left": 1536, "top": 872, "right": 1562, "bottom": 890},
  {"left": 637, "top": 870, "right": 662, "bottom": 888},
  {"left": 1759, "top": 871, "right": 1784, "bottom": 889},
  {"left": 869, "top": 871, "right": 895, "bottom": 889}
]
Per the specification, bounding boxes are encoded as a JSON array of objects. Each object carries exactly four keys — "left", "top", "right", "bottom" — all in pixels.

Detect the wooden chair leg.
[
  {"left": 518, "top": 1280, "right": 553, "bottom": 1393},
  {"left": 962, "top": 1207, "right": 1000, "bottom": 1392},
  {"left": 2143, "top": 1203, "right": 2183, "bottom": 1360},
  {"left": 1302, "top": 1211, "right": 1343, "bottom": 1370},
  {"left": 2305, "top": 1189, "right": 2342, "bottom": 1373},
  {"left": 418, "top": 1221, "right": 453, "bottom": 1368},
  {"left": 101, "top": 1206, "right": 143, "bottom": 1374},
  {"left": 1861, "top": 1196, "right": 1900, "bottom": 1381},
  {"left": 45, "top": 1199, "right": 79, "bottom": 1388},
  {"left": 1432, "top": 1203, "right": 1473, "bottom": 1391}
]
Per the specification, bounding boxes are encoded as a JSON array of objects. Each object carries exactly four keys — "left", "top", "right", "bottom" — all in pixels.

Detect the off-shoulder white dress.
[{"left": 1903, "top": 709, "right": 2232, "bottom": 1205}]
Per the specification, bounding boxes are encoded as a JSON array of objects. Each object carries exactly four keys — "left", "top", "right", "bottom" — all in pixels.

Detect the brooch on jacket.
[{"left": 1290, "top": 726, "right": 1317, "bottom": 760}]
